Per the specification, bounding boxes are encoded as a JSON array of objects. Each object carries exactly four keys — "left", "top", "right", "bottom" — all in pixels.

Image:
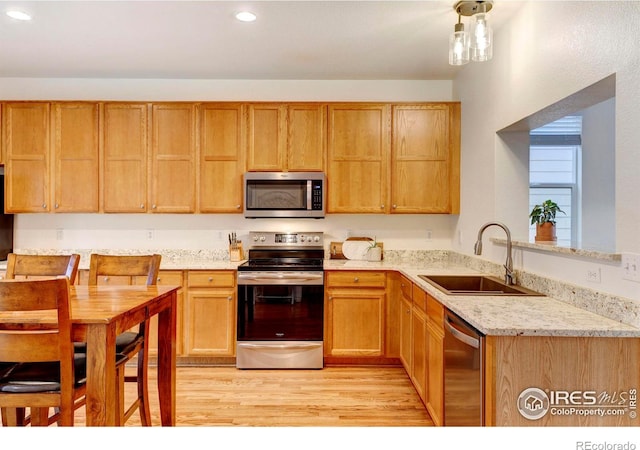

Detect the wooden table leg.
[
  {"left": 85, "top": 323, "right": 118, "bottom": 426},
  {"left": 157, "top": 290, "right": 177, "bottom": 426}
]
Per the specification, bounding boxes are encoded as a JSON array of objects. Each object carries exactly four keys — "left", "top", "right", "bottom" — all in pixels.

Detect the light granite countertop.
[{"left": 324, "top": 259, "right": 640, "bottom": 338}]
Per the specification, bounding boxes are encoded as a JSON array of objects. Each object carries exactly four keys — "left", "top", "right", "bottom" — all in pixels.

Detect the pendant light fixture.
[
  {"left": 449, "top": 14, "right": 469, "bottom": 66},
  {"left": 448, "top": 1, "right": 493, "bottom": 66}
]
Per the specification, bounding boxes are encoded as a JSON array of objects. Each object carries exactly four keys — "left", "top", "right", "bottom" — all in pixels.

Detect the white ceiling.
[{"left": 0, "top": 0, "right": 522, "bottom": 80}]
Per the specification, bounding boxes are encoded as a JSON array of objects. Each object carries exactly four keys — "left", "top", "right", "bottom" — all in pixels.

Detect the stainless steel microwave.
[{"left": 243, "top": 172, "right": 325, "bottom": 218}]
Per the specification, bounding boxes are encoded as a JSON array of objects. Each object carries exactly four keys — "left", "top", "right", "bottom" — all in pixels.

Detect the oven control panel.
[{"left": 249, "top": 231, "right": 324, "bottom": 247}]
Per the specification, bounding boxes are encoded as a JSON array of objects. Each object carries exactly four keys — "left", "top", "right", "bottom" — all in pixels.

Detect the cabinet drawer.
[
  {"left": 412, "top": 284, "right": 427, "bottom": 313},
  {"left": 187, "top": 270, "right": 235, "bottom": 288},
  {"left": 326, "top": 271, "right": 386, "bottom": 288},
  {"left": 155, "top": 270, "right": 184, "bottom": 287},
  {"left": 399, "top": 274, "right": 413, "bottom": 300},
  {"left": 426, "top": 294, "right": 444, "bottom": 325}
]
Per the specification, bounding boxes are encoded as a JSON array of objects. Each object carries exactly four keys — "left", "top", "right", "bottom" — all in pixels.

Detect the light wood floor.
[{"left": 77, "top": 365, "right": 434, "bottom": 427}]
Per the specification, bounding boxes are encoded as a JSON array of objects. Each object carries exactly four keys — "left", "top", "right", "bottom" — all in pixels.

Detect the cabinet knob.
[
  {"left": 380, "top": 205, "right": 385, "bottom": 209},
  {"left": 42, "top": 204, "right": 47, "bottom": 209},
  {"left": 353, "top": 277, "right": 359, "bottom": 282},
  {"left": 55, "top": 203, "right": 59, "bottom": 209},
  {"left": 236, "top": 205, "right": 241, "bottom": 209},
  {"left": 392, "top": 204, "right": 397, "bottom": 209},
  {"left": 152, "top": 204, "right": 157, "bottom": 209},
  {"left": 103, "top": 276, "right": 109, "bottom": 282},
  {"left": 208, "top": 277, "right": 213, "bottom": 282},
  {"left": 227, "top": 296, "right": 232, "bottom": 301},
  {"left": 140, "top": 204, "right": 145, "bottom": 209}
]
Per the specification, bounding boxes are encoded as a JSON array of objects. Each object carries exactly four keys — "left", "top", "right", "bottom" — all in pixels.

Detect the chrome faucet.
[{"left": 473, "top": 222, "right": 516, "bottom": 285}]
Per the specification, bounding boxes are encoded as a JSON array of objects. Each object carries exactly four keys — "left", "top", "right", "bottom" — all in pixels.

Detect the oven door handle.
[{"left": 239, "top": 343, "right": 322, "bottom": 350}]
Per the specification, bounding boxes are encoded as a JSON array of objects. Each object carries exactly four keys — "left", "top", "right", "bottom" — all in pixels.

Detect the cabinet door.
[
  {"left": 325, "top": 288, "right": 385, "bottom": 357},
  {"left": 3, "top": 102, "right": 50, "bottom": 212},
  {"left": 186, "top": 288, "right": 236, "bottom": 356},
  {"left": 400, "top": 295, "right": 412, "bottom": 371},
  {"left": 411, "top": 306, "right": 428, "bottom": 404},
  {"left": 103, "top": 103, "right": 149, "bottom": 212},
  {"left": 327, "top": 104, "right": 390, "bottom": 213},
  {"left": 391, "top": 104, "right": 460, "bottom": 214},
  {"left": 150, "top": 103, "right": 196, "bottom": 213},
  {"left": 399, "top": 274, "right": 413, "bottom": 371},
  {"left": 426, "top": 295, "right": 445, "bottom": 426},
  {"left": 199, "top": 103, "right": 245, "bottom": 213},
  {"left": 247, "top": 104, "right": 285, "bottom": 171},
  {"left": 52, "top": 102, "right": 100, "bottom": 212},
  {"left": 287, "top": 104, "right": 326, "bottom": 171}
]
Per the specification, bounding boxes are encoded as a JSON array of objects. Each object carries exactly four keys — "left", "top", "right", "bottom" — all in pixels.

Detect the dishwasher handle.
[{"left": 445, "top": 314, "right": 480, "bottom": 349}]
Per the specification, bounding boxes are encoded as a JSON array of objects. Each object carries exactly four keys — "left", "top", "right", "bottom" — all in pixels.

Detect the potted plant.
[{"left": 529, "top": 199, "right": 565, "bottom": 243}]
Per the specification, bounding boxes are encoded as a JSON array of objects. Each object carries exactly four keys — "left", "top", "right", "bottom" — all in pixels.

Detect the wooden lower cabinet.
[
  {"left": 399, "top": 295, "right": 412, "bottom": 371},
  {"left": 485, "top": 335, "right": 640, "bottom": 426},
  {"left": 185, "top": 270, "right": 236, "bottom": 357},
  {"left": 410, "top": 304, "right": 428, "bottom": 403},
  {"left": 426, "top": 294, "right": 444, "bottom": 426},
  {"left": 324, "top": 271, "right": 386, "bottom": 359}
]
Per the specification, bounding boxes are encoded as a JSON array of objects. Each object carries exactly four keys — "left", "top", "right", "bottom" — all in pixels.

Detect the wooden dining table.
[{"left": 0, "top": 284, "right": 179, "bottom": 427}]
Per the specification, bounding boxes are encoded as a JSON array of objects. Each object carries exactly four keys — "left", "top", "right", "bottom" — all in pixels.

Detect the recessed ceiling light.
[
  {"left": 235, "top": 11, "right": 256, "bottom": 22},
  {"left": 6, "top": 10, "right": 32, "bottom": 21}
]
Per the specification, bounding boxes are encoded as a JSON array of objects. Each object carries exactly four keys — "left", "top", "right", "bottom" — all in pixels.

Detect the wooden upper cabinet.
[
  {"left": 102, "top": 103, "right": 149, "bottom": 213},
  {"left": 3, "top": 102, "right": 51, "bottom": 213},
  {"left": 51, "top": 102, "right": 100, "bottom": 212},
  {"left": 286, "top": 104, "right": 326, "bottom": 171},
  {"left": 247, "top": 103, "right": 326, "bottom": 172},
  {"left": 150, "top": 103, "right": 196, "bottom": 213},
  {"left": 391, "top": 104, "right": 460, "bottom": 214},
  {"left": 327, "top": 104, "right": 390, "bottom": 213},
  {"left": 199, "top": 103, "right": 245, "bottom": 213},
  {"left": 247, "top": 104, "right": 284, "bottom": 171}
]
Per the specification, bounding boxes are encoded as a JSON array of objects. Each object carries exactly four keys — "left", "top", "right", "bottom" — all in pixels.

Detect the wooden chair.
[
  {"left": 86, "top": 253, "right": 162, "bottom": 426},
  {"left": 5, "top": 253, "right": 81, "bottom": 285},
  {"left": 0, "top": 278, "right": 85, "bottom": 426},
  {"left": 1, "top": 253, "right": 81, "bottom": 426}
]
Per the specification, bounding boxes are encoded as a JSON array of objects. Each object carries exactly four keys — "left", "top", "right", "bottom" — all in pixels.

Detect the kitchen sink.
[{"left": 418, "top": 274, "right": 544, "bottom": 296}]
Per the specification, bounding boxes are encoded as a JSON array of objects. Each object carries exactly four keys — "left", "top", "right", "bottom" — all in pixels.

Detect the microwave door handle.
[{"left": 306, "top": 180, "right": 312, "bottom": 210}]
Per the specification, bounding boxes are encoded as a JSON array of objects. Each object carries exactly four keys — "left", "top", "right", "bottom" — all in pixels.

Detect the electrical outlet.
[
  {"left": 622, "top": 253, "right": 640, "bottom": 283},
  {"left": 586, "top": 267, "right": 601, "bottom": 283},
  {"left": 146, "top": 229, "right": 154, "bottom": 240},
  {"left": 426, "top": 229, "right": 432, "bottom": 241},
  {"left": 56, "top": 228, "right": 63, "bottom": 240}
]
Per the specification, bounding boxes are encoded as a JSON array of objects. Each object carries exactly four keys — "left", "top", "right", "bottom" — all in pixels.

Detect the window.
[{"left": 529, "top": 116, "right": 582, "bottom": 246}]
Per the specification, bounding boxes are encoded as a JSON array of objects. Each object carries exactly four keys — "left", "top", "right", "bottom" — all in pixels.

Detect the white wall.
[
  {"left": 581, "top": 98, "right": 616, "bottom": 251},
  {"left": 453, "top": 1, "right": 640, "bottom": 300},
  {"left": 5, "top": 79, "right": 457, "bottom": 255}
]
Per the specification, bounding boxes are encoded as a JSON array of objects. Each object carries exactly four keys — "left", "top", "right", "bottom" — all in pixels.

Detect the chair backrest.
[
  {"left": 5, "top": 253, "right": 81, "bottom": 285},
  {"left": 88, "top": 254, "right": 161, "bottom": 286},
  {"left": 0, "top": 278, "right": 75, "bottom": 391}
]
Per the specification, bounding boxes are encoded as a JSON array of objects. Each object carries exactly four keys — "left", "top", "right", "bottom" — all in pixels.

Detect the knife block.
[{"left": 229, "top": 243, "right": 244, "bottom": 262}]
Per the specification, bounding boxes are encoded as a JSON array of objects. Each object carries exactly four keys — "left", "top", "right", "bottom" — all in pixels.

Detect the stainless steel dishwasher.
[{"left": 443, "top": 309, "right": 484, "bottom": 426}]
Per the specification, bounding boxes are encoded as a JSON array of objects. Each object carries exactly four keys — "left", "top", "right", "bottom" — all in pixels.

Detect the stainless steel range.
[{"left": 236, "top": 231, "right": 325, "bottom": 369}]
